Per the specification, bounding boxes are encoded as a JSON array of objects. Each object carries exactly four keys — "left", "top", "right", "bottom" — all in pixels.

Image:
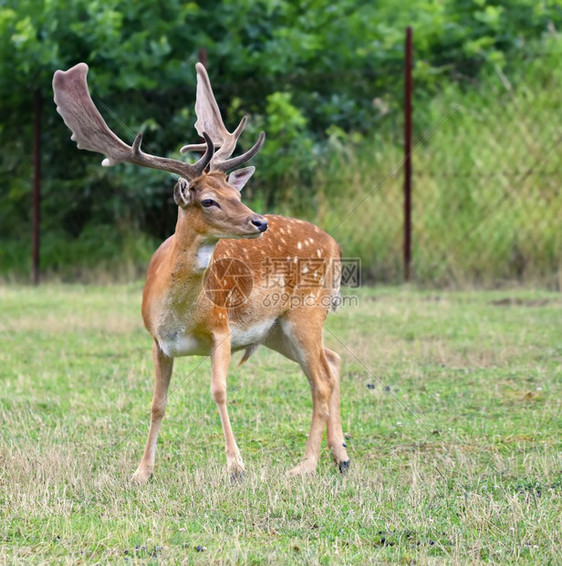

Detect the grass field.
[{"left": 0, "top": 284, "right": 560, "bottom": 564}]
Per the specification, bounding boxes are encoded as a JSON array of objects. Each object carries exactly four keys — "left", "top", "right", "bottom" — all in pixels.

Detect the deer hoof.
[
  {"left": 131, "top": 468, "right": 153, "bottom": 485},
  {"left": 338, "top": 460, "right": 350, "bottom": 474},
  {"left": 230, "top": 470, "right": 245, "bottom": 483},
  {"left": 227, "top": 461, "right": 245, "bottom": 483}
]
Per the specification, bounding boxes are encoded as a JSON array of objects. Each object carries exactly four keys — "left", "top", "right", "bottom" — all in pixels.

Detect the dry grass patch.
[{"left": 0, "top": 284, "right": 560, "bottom": 564}]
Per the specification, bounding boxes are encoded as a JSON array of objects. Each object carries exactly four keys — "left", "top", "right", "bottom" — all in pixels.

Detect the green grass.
[{"left": 0, "top": 284, "right": 560, "bottom": 564}]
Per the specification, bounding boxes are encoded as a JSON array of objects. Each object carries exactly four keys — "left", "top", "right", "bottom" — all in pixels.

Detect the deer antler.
[
  {"left": 53, "top": 63, "right": 214, "bottom": 180},
  {"left": 180, "top": 63, "right": 265, "bottom": 172}
]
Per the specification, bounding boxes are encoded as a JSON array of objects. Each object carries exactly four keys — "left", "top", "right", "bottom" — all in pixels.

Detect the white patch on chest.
[
  {"left": 230, "top": 319, "right": 276, "bottom": 350},
  {"left": 195, "top": 243, "right": 217, "bottom": 272}
]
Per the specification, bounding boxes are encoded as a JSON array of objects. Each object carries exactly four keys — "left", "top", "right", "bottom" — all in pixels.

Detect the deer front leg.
[
  {"left": 132, "top": 340, "right": 173, "bottom": 484},
  {"left": 210, "top": 333, "right": 245, "bottom": 479}
]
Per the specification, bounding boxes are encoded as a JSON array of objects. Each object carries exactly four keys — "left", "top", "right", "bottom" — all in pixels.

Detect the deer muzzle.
[{"left": 249, "top": 215, "right": 268, "bottom": 233}]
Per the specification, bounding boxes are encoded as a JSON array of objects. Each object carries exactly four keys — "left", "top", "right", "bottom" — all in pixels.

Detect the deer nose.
[{"left": 251, "top": 215, "right": 268, "bottom": 232}]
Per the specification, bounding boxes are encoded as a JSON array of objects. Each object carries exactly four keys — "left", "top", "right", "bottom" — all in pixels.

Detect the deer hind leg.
[
  {"left": 132, "top": 340, "right": 173, "bottom": 484},
  {"left": 265, "top": 313, "right": 334, "bottom": 476},
  {"left": 210, "top": 333, "right": 245, "bottom": 480},
  {"left": 325, "top": 348, "right": 350, "bottom": 472},
  {"left": 291, "top": 339, "right": 334, "bottom": 476}
]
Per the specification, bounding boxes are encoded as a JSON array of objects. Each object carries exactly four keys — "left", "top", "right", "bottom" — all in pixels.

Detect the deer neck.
[
  {"left": 164, "top": 210, "right": 217, "bottom": 298},
  {"left": 173, "top": 221, "right": 218, "bottom": 277}
]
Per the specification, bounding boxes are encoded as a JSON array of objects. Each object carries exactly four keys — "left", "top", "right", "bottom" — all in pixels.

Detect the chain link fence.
[
  {"left": 409, "top": 51, "right": 561, "bottom": 287},
  {"left": 334, "top": 48, "right": 561, "bottom": 289},
  {"left": 1, "top": 40, "right": 560, "bottom": 288}
]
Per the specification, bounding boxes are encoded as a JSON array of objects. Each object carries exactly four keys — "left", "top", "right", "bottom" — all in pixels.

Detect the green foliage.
[
  {"left": 0, "top": 0, "right": 560, "bottom": 280},
  {"left": 251, "top": 91, "right": 316, "bottom": 207}
]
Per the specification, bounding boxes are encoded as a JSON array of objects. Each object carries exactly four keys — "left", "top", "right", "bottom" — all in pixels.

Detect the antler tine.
[
  {"left": 180, "top": 142, "right": 214, "bottom": 154},
  {"left": 192, "top": 63, "right": 264, "bottom": 172},
  {"left": 53, "top": 63, "right": 213, "bottom": 180},
  {"left": 212, "top": 115, "right": 247, "bottom": 161},
  {"left": 180, "top": 116, "right": 247, "bottom": 156},
  {"left": 212, "top": 131, "right": 266, "bottom": 172},
  {"left": 187, "top": 131, "right": 215, "bottom": 177}
]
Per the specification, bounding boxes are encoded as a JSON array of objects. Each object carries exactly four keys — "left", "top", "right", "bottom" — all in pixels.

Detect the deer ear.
[
  {"left": 173, "top": 178, "right": 192, "bottom": 208},
  {"left": 227, "top": 166, "right": 255, "bottom": 191}
]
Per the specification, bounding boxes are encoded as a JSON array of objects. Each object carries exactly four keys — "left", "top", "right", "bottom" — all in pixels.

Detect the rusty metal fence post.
[
  {"left": 403, "top": 27, "right": 413, "bottom": 282},
  {"left": 32, "top": 88, "right": 42, "bottom": 285}
]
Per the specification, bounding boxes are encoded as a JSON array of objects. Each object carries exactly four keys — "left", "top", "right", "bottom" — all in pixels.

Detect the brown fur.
[
  {"left": 52, "top": 62, "right": 348, "bottom": 483},
  {"left": 132, "top": 172, "right": 350, "bottom": 482}
]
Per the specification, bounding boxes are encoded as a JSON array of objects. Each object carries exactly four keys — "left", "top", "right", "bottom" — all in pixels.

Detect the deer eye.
[{"left": 200, "top": 199, "right": 218, "bottom": 208}]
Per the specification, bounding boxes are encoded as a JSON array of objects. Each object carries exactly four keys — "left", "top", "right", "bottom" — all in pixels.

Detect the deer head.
[
  {"left": 52, "top": 62, "right": 267, "bottom": 238},
  {"left": 173, "top": 173, "right": 268, "bottom": 240}
]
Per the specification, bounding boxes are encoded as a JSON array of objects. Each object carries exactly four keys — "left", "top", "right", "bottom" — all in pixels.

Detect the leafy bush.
[{"left": 0, "top": 0, "right": 560, "bottom": 282}]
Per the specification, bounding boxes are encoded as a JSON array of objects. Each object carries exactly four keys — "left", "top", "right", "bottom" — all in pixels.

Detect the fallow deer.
[{"left": 53, "top": 62, "right": 350, "bottom": 482}]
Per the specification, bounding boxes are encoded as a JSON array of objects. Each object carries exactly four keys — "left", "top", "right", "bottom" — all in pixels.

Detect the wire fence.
[
  {"left": 414, "top": 61, "right": 560, "bottom": 286},
  {"left": 2, "top": 35, "right": 560, "bottom": 288},
  {"left": 349, "top": 47, "right": 561, "bottom": 288}
]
